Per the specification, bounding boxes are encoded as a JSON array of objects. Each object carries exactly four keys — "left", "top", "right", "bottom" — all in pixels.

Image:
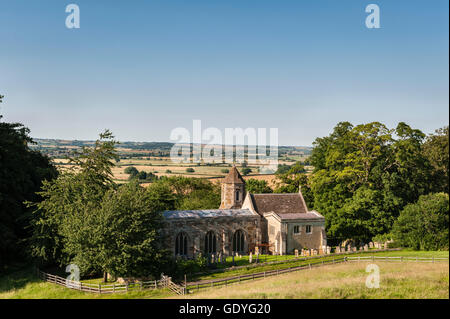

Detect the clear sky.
[{"left": 0, "top": 0, "right": 448, "bottom": 146}]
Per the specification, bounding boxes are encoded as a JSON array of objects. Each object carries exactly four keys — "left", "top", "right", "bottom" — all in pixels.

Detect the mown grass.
[{"left": 181, "top": 261, "right": 449, "bottom": 299}]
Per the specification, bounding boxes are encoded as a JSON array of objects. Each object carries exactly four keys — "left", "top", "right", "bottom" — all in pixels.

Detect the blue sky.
[{"left": 0, "top": 0, "right": 448, "bottom": 146}]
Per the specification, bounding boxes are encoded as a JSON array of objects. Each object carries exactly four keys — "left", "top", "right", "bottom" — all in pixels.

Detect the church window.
[
  {"left": 175, "top": 232, "right": 188, "bottom": 256},
  {"left": 235, "top": 190, "right": 240, "bottom": 201},
  {"left": 204, "top": 231, "right": 217, "bottom": 254},
  {"left": 233, "top": 230, "right": 245, "bottom": 253},
  {"left": 293, "top": 225, "right": 300, "bottom": 234}
]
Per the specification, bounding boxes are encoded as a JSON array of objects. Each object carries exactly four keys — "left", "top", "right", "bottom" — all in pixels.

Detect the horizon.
[{"left": 1, "top": 0, "right": 448, "bottom": 146}]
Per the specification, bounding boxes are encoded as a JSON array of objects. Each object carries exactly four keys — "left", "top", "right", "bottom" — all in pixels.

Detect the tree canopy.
[{"left": 1, "top": 99, "right": 57, "bottom": 272}]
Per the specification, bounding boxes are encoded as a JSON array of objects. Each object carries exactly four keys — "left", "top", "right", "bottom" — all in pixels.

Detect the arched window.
[
  {"left": 235, "top": 190, "right": 240, "bottom": 201},
  {"left": 204, "top": 231, "right": 217, "bottom": 254},
  {"left": 233, "top": 230, "right": 245, "bottom": 253},
  {"left": 175, "top": 232, "right": 188, "bottom": 256}
]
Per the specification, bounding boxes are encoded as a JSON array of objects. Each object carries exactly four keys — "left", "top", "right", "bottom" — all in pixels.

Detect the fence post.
[
  {"left": 432, "top": 257, "right": 435, "bottom": 263},
  {"left": 140, "top": 281, "right": 143, "bottom": 290},
  {"left": 98, "top": 283, "right": 101, "bottom": 294},
  {"left": 264, "top": 271, "right": 266, "bottom": 278},
  {"left": 309, "top": 263, "right": 311, "bottom": 269},
  {"left": 126, "top": 282, "right": 129, "bottom": 292},
  {"left": 113, "top": 284, "right": 115, "bottom": 293}
]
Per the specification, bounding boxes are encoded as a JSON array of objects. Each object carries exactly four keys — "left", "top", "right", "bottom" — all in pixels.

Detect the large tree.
[
  {"left": 309, "top": 122, "right": 435, "bottom": 244},
  {"left": 423, "top": 126, "right": 449, "bottom": 194},
  {"left": 0, "top": 95, "right": 57, "bottom": 272},
  {"left": 30, "top": 130, "right": 118, "bottom": 269}
]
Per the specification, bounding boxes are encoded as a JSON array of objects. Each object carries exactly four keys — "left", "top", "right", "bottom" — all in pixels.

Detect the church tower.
[{"left": 220, "top": 166, "right": 246, "bottom": 209}]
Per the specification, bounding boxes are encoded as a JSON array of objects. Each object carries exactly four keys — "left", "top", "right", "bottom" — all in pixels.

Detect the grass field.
[
  {"left": 181, "top": 261, "right": 449, "bottom": 299},
  {"left": 1, "top": 250, "right": 447, "bottom": 299}
]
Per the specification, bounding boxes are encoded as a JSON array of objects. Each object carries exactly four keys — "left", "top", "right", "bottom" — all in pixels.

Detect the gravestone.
[
  {"left": 352, "top": 247, "right": 357, "bottom": 252},
  {"left": 364, "top": 244, "right": 369, "bottom": 251},
  {"left": 326, "top": 246, "right": 331, "bottom": 254},
  {"left": 249, "top": 252, "right": 253, "bottom": 263},
  {"left": 335, "top": 246, "right": 341, "bottom": 253},
  {"left": 369, "top": 242, "right": 374, "bottom": 248},
  {"left": 295, "top": 249, "right": 299, "bottom": 258},
  {"left": 384, "top": 242, "right": 388, "bottom": 250}
]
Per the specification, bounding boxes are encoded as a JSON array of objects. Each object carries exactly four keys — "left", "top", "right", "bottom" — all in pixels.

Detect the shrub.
[
  {"left": 186, "top": 168, "right": 195, "bottom": 173},
  {"left": 392, "top": 193, "right": 449, "bottom": 250}
]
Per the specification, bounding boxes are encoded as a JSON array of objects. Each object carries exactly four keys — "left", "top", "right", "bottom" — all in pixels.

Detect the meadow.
[
  {"left": 1, "top": 250, "right": 447, "bottom": 299},
  {"left": 181, "top": 261, "right": 449, "bottom": 299}
]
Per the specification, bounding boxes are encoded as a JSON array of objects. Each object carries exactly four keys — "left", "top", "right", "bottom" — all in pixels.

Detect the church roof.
[
  {"left": 163, "top": 209, "right": 254, "bottom": 219},
  {"left": 248, "top": 193, "right": 323, "bottom": 220},
  {"left": 275, "top": 211, "right": 324, "bottom": 221},
  {"left": 250, "top": 193, "right": 307, "bottom": 215},
  {"left": 222, "top": 166, "right": 245, "bottom": 184}
]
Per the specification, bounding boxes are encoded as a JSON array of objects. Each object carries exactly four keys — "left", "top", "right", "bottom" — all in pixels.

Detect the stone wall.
[
  {"left": 162, "top": 215, "right": 260, "bottom": 258},
  {"left": 286, "top": 222, "right": 325, "bottom": 253}
]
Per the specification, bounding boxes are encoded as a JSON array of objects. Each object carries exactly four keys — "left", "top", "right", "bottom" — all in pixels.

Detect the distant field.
[
  {"left": 52, "top": 155, "right": 281, "bottom": 185},
  {"left": 181, "top": 261, "right": 449, "bottom": 299}
]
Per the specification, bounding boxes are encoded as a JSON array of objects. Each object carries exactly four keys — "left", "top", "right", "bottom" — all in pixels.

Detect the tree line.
[{"left": 247, "top": 122, "right": 449, "bottom": 249}]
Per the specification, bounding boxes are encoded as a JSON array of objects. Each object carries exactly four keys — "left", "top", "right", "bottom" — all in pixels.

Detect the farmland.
[{"left": 31, "top": 138, "right": 313, "bottom": 184}]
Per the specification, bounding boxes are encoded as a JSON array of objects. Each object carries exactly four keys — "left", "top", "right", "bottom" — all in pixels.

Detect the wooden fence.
[
  {"left": 186, "top": 255, "right": 449, "bottom": 293},
  {"left": 37, "top": 255, "right": 448, "bottom": 296},
  {"left": 346, "top": 256, "right": 449, "bottom": 263},
  {"left": 192, "top": 248, "right": 402, "bottom": 277},
  {"left": 36, "top": 269, "right": 186, "bottom": 295},
  {"left": 187, "top": 256, "right": 348, "bottom": 292}
]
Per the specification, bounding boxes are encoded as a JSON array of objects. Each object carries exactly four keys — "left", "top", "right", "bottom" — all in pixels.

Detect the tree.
[
  {"left": 154, "top": 176, "right": 220, "bottom": 210},
  {"left": 309, "top": 121, "right": 435, "bottom": 245},
  {"left": 273, "top": 162, "right": 313, "bottom": 206},
  {"left": 124, "top": 166, "right": 138, "bottom": 177},
  {"left": 392, "top": 193, "right": 449, "bottom": 250},
  {"left": 186, "top": 167, "right": 195, "bottom": 173},
  {"left": 137, "top": 170, "right": 147, "bottom": 180},
  {"left": 245, "top": 179, "right": 273, "bottom": 194},
  {"left": 1, "top": 96, "right": 57, "bottom": 271},
  {"left": 423, "top": 126, "right": 449, "bottom": 193},
  {"left": 241, "top": 168, "right": 252, "bottom": 176},
  {"left": 221, "top": 168, "right": 229, "bottom": 174},
  {"left": 92, "top": 181, "right": 168, "bottom": 279},
  {"left": 30, "top": 131, "right": 118, "bottom": 269}
]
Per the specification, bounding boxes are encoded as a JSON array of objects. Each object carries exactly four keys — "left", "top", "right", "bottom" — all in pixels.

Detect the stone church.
[{"left": 161, "top": 167, "right": 326, "bottom": 257}]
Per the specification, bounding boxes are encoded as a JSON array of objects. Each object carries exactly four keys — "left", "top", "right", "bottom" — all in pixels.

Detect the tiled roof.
[
  {"left": 249, "top": 193, "right": 324, "bottom": 220},
  {"left": 163, "top": 209, "right": 254, "bottom": 219},
  {"left": 250, "top": 193, "right": 307, "bottom": 216},
  {"left": 222, "top": 166, "right": 245, "bottom": 184}
]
